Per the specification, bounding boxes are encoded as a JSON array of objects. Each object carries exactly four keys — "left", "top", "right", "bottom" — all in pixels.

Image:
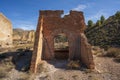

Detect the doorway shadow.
[
  {"left": 45, "top": 59, "right": 87, "bottom": 71},
  {"left": 46, "top": 59, "right": 69, "bottom": 69}
]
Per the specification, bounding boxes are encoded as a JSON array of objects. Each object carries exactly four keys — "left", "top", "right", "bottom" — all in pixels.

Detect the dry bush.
[
  {"left": 0, "top": 55, "right": 15, "bottom": 74},
  {"left": 0, "top": 66, "right": 8, "bottom": 78},
  {"left": 1, "top": 57, "right": 15, "bottom": 71},
  {"left": 115, "top": 55, "right": 120, "bottom": 62},
  {"left": 92, "top": 46, "right": 106, "bottom": 56},
  {"left": 66, "top": 60, "right": 80, "bottom": 69},
  {"left": 106, "top": 47, "right": 120, "bottom": 57}
]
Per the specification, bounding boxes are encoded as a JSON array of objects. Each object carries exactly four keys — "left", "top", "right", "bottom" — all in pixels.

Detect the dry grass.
[
  {"left": 106, "top": 47, "right": 120, "bottom": 57},
  {"left": 0, "top": 53, "right": 15, "bottom": 79},
  {"left": 106, "top": 47, "right": 120, "bottom": 62},
  {"left": 16, "top": 74, "right": 30, "bottom": 80},
  {"left": 0, "top": 66, "right": 8, "bottom": 79},
  {"left": 66, "top": 60, "right": 80, "bottom": 69},
  {"left": 1, "top": 56, "right": 15, "bottom": 70},
  {"left": 92, "top": 46, "right": 105, "bottom": 56}
]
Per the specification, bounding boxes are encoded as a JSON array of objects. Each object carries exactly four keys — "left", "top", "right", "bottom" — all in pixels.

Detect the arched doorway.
[{"left": 54, "top": 33, "right": 69, "bottom": 59}]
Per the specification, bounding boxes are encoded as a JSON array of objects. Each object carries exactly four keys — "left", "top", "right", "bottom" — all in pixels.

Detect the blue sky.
[{"left": 0, "top": 0, "right": 120, "bottom": 30}]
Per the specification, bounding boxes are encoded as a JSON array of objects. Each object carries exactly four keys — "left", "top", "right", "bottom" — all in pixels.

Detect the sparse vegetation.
[
  {"left": 0, "top": 57, "right": 14, "bottom": 78},
  {"left": 16, "top": 74, "right": 30, "bottom": 80},
  {"left": 105, "top": 47, "right": 120, "bottom": 62},
  {"left": 86, "top": 11, "right": 120, "bottom": 48}
]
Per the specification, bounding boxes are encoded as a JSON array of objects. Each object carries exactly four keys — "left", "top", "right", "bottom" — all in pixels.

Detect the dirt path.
[
  {"left": 0, "top": 55, "right": 120, "bottom": 80},
  {"left": 33, "top": 56, "right": 120, "bottom": 80}
]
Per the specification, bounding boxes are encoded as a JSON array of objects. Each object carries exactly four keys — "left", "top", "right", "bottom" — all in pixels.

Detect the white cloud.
[
  {"left": 13, "top": 20, "right": 36, "bottom": 30},
  {"left": 62, "top": 4, "right": 87, "bottom": 17},
  {"left": 86, "top": 10, "right": 109, "bottom": 22},
  {"left": 72, "top": 4, "right": 87, "bottom": 11},
  {"left": 17, "top": 24, "right": 35, "bottom": 30}
]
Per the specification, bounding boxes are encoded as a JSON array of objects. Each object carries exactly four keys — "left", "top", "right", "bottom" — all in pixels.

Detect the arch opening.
[{"left": 54, "top": 33, "right": 69, "bottom": 60}]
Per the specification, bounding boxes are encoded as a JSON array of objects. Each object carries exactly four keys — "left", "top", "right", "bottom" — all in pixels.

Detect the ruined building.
[
  {"left": 13, "top": 29, "right": 35, "bottom": 44},
  {"left": 0, "top": 13, "right": 13, "bottom": 48},
  {"left": 30, "top": 10, "right": 95, "bottom": 73}
]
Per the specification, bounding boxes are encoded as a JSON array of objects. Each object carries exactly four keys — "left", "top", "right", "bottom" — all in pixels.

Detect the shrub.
[
  {"left": 66, "top": 60, "right": 80, "bottom": 69},
  {"left": 115, "top": 55, "right": 120, "bottom": 62},
  {"left": 1, "top": 58, "right": 15, "bottom": 72},
  {"left": 16, "top": 48, "right": 24, "bottom": 52},
  {"left": 92, "top": 46, "right": 106, "bottom": 56},
  {"left": 106, "top": 47, "right": 120, "bottom": 57}
]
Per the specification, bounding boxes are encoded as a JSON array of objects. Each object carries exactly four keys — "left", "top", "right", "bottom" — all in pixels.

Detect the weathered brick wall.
[
  {"left": 41, "top": 10, "right": 86, "bottom": 59},
  {"left": 30, "top": 10, "right": 94, "bottom": 73},
  {"left": 0, "top": 13, "right": 13, "bottom": 48}
]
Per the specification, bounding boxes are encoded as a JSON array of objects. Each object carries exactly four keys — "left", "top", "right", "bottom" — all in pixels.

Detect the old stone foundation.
[{"left": 30, "top": 10, "right": 95, "bottom": 73}]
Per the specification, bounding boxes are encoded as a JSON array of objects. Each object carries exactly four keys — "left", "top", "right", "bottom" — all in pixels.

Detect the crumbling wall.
[
  {"left": 13, "top": 29, "right": 35, "bottom": 44},
  {"left": 27, "top": 30, "right": 35, "bottom": 42},
  {"left": 30, "top": 10, "right": 94, "bottom": 73},
  {"left": 0, "top": 13, "right": 13, "bottom": 48}
]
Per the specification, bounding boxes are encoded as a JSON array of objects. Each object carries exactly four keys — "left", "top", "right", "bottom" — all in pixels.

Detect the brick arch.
[
  {"left": 50, "top": 29, "right": 75, "bottom": 60},
  {"left": 42, "top": 29, "right": 76, "bottom": 60}
]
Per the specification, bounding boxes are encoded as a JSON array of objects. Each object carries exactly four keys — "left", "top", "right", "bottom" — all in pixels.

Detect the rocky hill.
[
  {"left": 13, "top": 28, "right": 35, "bottom": 44},
  {"left": 85, "top": 11, "right": 120, "bottom": 49}
]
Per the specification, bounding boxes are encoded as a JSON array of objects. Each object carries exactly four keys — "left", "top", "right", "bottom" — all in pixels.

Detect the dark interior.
[{"left": 54, "top": 49, "right": 69, "bottom": 60}]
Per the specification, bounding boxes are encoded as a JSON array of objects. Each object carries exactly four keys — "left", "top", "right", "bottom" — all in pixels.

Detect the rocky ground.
[
  {"left": 33, "top": 56, "right": 120, "bottom": 80},
  {"left": 0, "top": 48, "right": 120, "bottom": 80}
]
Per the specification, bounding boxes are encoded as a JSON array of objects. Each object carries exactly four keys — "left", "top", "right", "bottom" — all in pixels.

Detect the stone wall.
[
  {"left": 30, "top": 10, "right": 94, "bottom": 73},
  {"left": 0, "top": 13, "right": 13, "bottom": 48},
  {"left": 27, "top": 30, "right": 35, "bottom": 42},
  {"left": 13, "top": 29, "right": 35, "bottom": 44}
]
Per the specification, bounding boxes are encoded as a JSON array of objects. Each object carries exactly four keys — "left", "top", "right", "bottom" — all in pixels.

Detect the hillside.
[{"left": 85, "top": 11, "right": 120, "bottom": 49}]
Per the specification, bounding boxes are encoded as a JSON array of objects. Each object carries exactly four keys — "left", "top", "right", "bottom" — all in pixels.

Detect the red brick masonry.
[{"left": 30, "top": 10, "right": 95, "bottom": 73}]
